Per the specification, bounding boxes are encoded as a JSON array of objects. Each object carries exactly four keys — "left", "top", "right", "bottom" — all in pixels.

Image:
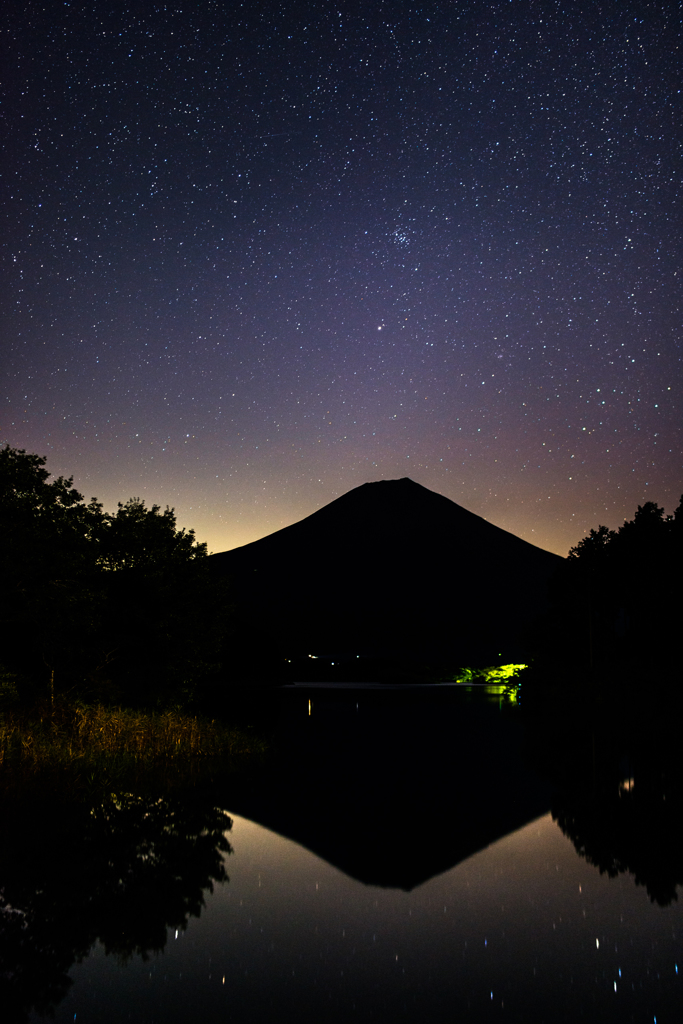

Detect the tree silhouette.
[
  {"left": 0, "top": 446, "right": 231, "bottom": 706},
  {"left": 537, "top": 494, "right": 682, "bottom": 683}
]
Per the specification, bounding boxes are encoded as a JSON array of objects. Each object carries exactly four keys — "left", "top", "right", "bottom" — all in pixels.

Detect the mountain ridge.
[
  {"left": 211, "top": 478, "right": 563, "bottom": 663},
  {"left": 217, "top": 478, "right": 558, "bottom": 560}
]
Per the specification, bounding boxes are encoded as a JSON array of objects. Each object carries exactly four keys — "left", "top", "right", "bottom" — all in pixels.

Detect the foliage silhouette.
[
  {"left": 0, "top": 446, "right": 232, "bottom": 707},
  {"left": 532, "top": 495, "right": 682, "bottom": 686}
]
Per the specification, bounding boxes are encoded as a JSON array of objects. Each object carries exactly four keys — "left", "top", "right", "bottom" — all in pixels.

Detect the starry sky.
[{"left": 2, "top": 0, "right": 681, "bottom": 556}]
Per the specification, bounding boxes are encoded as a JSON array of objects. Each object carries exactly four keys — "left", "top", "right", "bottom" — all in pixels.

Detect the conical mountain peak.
[{"left": 211, "top": 479, "right": 562, "bottom": 662}]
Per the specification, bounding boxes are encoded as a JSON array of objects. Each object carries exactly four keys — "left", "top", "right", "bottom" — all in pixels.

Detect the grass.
[{"left": 0, "top": 702, "right": 266, "bottom": 792}]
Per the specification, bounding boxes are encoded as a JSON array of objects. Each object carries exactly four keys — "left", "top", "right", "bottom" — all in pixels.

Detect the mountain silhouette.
[{"left": 211, "top": 478, "right": 563, "bottom": 664}]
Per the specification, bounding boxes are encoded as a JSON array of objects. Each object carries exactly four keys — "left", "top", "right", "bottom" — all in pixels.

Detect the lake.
[{"left": 2, "top": 684, "right": 680, "bottom": 1022}]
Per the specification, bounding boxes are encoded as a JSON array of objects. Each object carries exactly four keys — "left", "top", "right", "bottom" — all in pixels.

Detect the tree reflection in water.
[
  {"left": 554, "top": 781, "right": 683, "bottom": 907},
  {"left": 528, "top": 700, "right": 683, "bottom": 907},
  {"left": 0, "top": 788, "right": 232, "bottom": 1022}
]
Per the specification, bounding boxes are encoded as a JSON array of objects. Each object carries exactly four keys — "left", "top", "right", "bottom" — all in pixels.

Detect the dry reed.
[{"left": 0, "top": 703, "right": 263, "bottom": 776}]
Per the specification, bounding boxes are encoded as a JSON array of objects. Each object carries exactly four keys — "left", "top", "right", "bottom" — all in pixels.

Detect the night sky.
[{"left": 3, "top": 0, "right": 681, "bottom": 556}]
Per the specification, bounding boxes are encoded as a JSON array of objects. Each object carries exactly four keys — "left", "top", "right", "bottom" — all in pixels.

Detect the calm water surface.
[{"left": 14, "top": 686, "right": 683, "bottom": 1023}]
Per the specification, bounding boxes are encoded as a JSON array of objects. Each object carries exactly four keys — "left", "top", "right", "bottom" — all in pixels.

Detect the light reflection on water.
[{"left": 37, "top": 809, "right": 682, "bottom": 1024}]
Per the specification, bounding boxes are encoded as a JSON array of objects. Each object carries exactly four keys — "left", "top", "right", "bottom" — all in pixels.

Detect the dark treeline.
[
  {"left": 521, "top": 496, "right": 683, "bottom": 906},
  {"left": 0, "top": 445, "right": 232, "bottom": 711},
  {"left": 527, "top": 495, "right": 682, "bottom": 696}
]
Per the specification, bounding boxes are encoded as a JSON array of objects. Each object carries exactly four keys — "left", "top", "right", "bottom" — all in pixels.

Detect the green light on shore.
[
  {"left": 453, "top": 664, "right": 528, "bottom": 704},
  {"left": 482, "top": 664, "right": 527, "bottom": 683},
  {"left": 454, "top": 664, "right": 528, "bottom": 685}
]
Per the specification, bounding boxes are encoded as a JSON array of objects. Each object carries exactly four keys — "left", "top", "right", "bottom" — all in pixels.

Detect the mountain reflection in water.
[
  {"left": 226, "top": 684, "right": 551, "bottom": 890},
  {"left": 0, "top": 685, "right": 680, "bottom": 1023}
]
